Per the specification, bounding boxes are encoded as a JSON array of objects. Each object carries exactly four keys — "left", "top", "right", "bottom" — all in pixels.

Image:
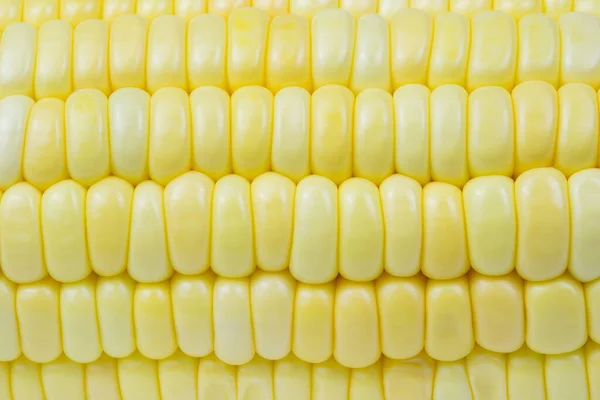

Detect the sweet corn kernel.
[
  {"left": 266, "top": 14, "right": 311, "bottom": 93},
  {"left": 149, "top": 87, "right": 192, "bottom": 185},
  {"left": 137, "top": 0, "right": 173, "bottom": 20},
  {"left": 73, "top": 20, "right": 110, "bottom": 94},
  {"left": 311, "top": 9, "right": 355, "bottom": 89},
  {"left": 425, "top": 277, "right": 474, "bottom": 361},
  {"left": 587, "top": 341, "right": 600, "bottom": 399},
  {"left": 376, "top": 274, "right": 426, "bottom": 360},
  {"left": 34, "top": 20, "right": 72, "bottom": 100},
  {"left": 393, "top": 84, "right": 431, "bottom": 185},
  {"left": 251, "top": 271, "right": 295, "bottom": 360},
  {"left": 559, "top": 12, "right": 600, "bottom": 90},
  {"left": 382, "top": 353, "right": 434, "bottom": 400},
  {"left": 467, "top": 87, "right": 514, "bottom": 177},
  {"left": 422, "top": 182, "right": 469, "bottom": 280},
  {"left": 10, "top": 357, "right": 44, "bottom": 400},
  {"left": 312, "top": 357, "right": 350, "bottom": 400},
  {"left": 231, "top": 86, "right": 273, "bottom": 180},
  {"left": 340, "top": 0, "right": 376, "bottom": 17},
  {"left": 570, "top": 169, "right": 600, "bottom": 282},
  {"left": 293, "top": 282, "right": 335, "bottom": 363},
  {"left": 432, "top": 360, "right": 473, "bottom": 400},
  {"left": 96, "top": 274, "right": 136, "bottom": 358},
  {"left": 353, "top": 89, "right": 394, "bottom": 184},
  {"left": 545, "top": 349, "right": 590, "bottom": 400},
  {"left": 450, "top": 0, "right": 491, "bottom": 17},
  {"left": 0, "top": 275, "right": 19, "bottom": 362},
  {"left": 213, "top": 277, "right": 255, "bottom": 365},
  {"left": 554, "top": 83, "right": 599, "bottom": 176},
  {"left": 379, "top": 175, "right": 423, "bottom": 277},
  {"left": 175, "top": 0, "right": 206, "bottom": 20},
  {"left": 413, "top": 0, "right": 448, "bottom": 15},
  {"left": 158, "top": 351, "right": 198, "bottom": 400},
  {"left": 390, "top": 10, "right": 433, "bottom": 89},
  {"left": 41, "top": 355, "right": 85, "bottom": 400},
  {"left": 237, "top": 356, "right": 274, "bottom": 399},
  {"left": 128, "top": 181, "right": 173, "bottom": 282},
  {"left": 507, "top": 346, "right": 546, "bottom": 400},
  {"left": 466, "top": 347, "right": 508, "bottom": 400},
  {"left": 197, "top": 353, "right": 236, "bottom": 399},
  {"left": 430, "top": 84, "right": 469, "bottom": 187},
  {"left": 23, "top": 0, "right": 58, "bottom": 27},
  {"left": 463, "top": 176, "right": 516, "bottom": 276},
  {"left": 289, "top": 175, "right": 338, "bottom": 284},
  {"left": 85, "top": 354, "right": 121, "bottom": 400},
  {"left": 515, "top": 168, "right": 570, "bottom": 281},
  {"left": 274, "top": 355, "right": 311, "bottom": 400},
  {"left": 60, "top": 0, "right": 101, "bottom": 25},
  {"left": 187, "top": 14, "right": 227, "bottom": 90},
  {"left": 147, "top": 15, "right": 187, "bottom": 93},
  {"left": 428, "top": 12, "right": 470, "bottom": 89},
  {"left": 251, "top": 172, "right": 295, "bottom": 272},
  {"left": 517, "top": 14, "right": 560, "bottom": 86},
  {"left": 0, "top": 95, "right": 33, "bottom": 190},
  {"left": 0, "top": 183, "right": 46, "bottom": 283},
  {"left": 349, "top": 362, "right": 384, "bottom": 400},
  {"left": 60, "top": 276, "right": 102, "bottom": 363},
  {"left": 290, "top": 0, "right": 336, "bottom": 18},
  {"left": 350, "top": 14, "right": 391, "bottom": 94},
  {"left": 171, "top": 273, "right": 214, "bottom": 357},
  {"left": 379, "top": 0, "right": 409, "bottom": 20},
  {"left": 585, "top": 278, "right": 600, "bottom": 343},
  {"left": 211, "top": 175, "right": 255, "bottom": 278},
  {"left": 118, "top": 352, "right": 161, "bottom": 400},
  {"left": 525, "top": 274, "right": 587, "bottom": 354},
  {"left": 65, "top": 89, "right": 110, "bottom": 187},
  {"left": 513, "top": 81, "right": 558, "bottom": 175},
  {"left": 339, "top": 178, "right": 384, "bottom": 281},
  {"left": 23, "top": 98, "right": 68, "bottom": 191},
  {"left": 190, "top": 86, "right": 231, "bottom": 181},
  {"left": 103, "top": 0, "right": 135, "bottom": 20},
  {"left": 41, "top": 180, "right": 91, "bottom": 282},
  {"left": 0, "top": 23, "right": 36, "bottom": 98},
  {"left": 470, "top": 272, "right": 525, "bottom": 353},
  {"left": 209, "top": 0, "right": 251, "bottom": 17},
  {"left": 495, "top": 0, "right": 542, "bottom": 19},
  {"left": 0, "top": 0, "right": 21, "bottom": 31},
  {"left": 16, "top": 278, "right": 62, "bottom": 363},
  {"left": 271, "top": 87, "right": 310, "bottom": 183},
  {"left": 109, "top": 15, "right": 148, "bottom": 91},
  {"left": 575, "top": 0, "right": 600, "bottom": 13}
]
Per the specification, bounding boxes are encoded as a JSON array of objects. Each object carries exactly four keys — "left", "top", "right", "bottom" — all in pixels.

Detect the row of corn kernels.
[
  {"left": 2, "top": 81, "right": 600, "bottom": 191},
  {"left": 2, "top": 346, "right": 600, "bottom": 400},
  {"left": 2, "top": 9, "right": 600, "bottom": 100},
  {"left": 2, "top": 269, "right": 599, "bottom": 366},
  {"left": 1, "top": 167, "right": 598, "bottom": 285},
  {"left": 1, "top": 0, "right": 599, "bottom": 27}
]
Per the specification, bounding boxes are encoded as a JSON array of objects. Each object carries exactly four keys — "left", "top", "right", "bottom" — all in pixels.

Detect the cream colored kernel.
[
  {"left": 587, "top": 341, "right": 600, "bottom": 399},
  {"left": 41, "top": 355, "right": 85, "bottom": 400},
  {"left": 0, "top": 0, "right": 21, "bottom": 32},
  {"left": 146, "top": 15, "right": 187, "bottom": 93},
  {"left": 350, "top": 14, "right": 391, "bottom": 94},
  {"left": 109, "top": 15, "right": 148, "bottom": 91},
  {"left": 175, "top": 0, "right": 206, "bottom": 20},
  {"left": 450, "top": 0, "right": 491, "bottom": 16},
  {"left": 432, "top": 361, "right": 473, "bottom": 400},
  {"left": 545, "top": 349, "right": 590, "bottom": 400},
  {"left": 0, "top": 95, "right": 33, "bottom": 190},
  {"left": 466, "top": 347, "right": 508, "bottom": 400},
  {"left": 60, "top": 0, "right": 101, "bottom": 25},
  {"left": 494, "top": 0, "right": 542, "bottom": 19},
  {"left": 158, "top": 351, "right": 198, "bottom": 400},
  {"left": 517, "top": 14, "right": 560, "bottom": 86},
  {"left": 73, "top": 20, "right": 110, "bottom": 95},
  {"left": 253, "top": 0, "right": 288, "bottom": 16},
  {"left": 379, "top": 0, "right": 409, "bottom": 20},
  {"left": 428, "top": 12, "right": 470, "bottom": 89},
  {"left": 585, "top": 278, "right": 600, "bottom": 343},
  {"left": 0, "top": 275, "right": 19, "bottom": 362},
  {"left": 118, "top": 352, "right": 161, "bottom": 400},
  {"left": 382, "top": 353, "right": 434, "bottom": 400},
  {"left": 208, "top": 0, "right": 250, "bottom": 17},
  {"left": 507, "top": 346, "right": 546, "bottom": 400},
  {"left": 559, "top": 12, "right": 600, "bottom": 90},
  {"left": 349, "top": 362, "right": 384, "bottom": 400},
  {"left": 197, "top": 354, "right": 236, "bottom": 400},
  {"left": 274, "top": 354, "right": 311, "bottom": 400},
  {"left": 412, "top": 0, "right": 448, "bottom": 15},
  {"left": 0, "top": 23, "right": 36, "bottom": 99},
  {"left": 137, "top": 0, "right": 173, "bottom": 21},
  {"left": 237, "top": 356, "right": 274, "bottom": 400},
  {"left": 10, "top": 357, "right": 45, "bottom": 400},
  {"left": 23, "top": 0, "right": 58, "bottom": 27},
  {"left": 290, "top": 0, "right": 337, "bottom": 18},
  {"left": 312, "top": 357, "right": 350, "bottom": 400},
  {"left": 85, "top": 355, "right": 121, "bottom": 400},
  {"left": 340, "top": 0, "right": 376, "bottom": 17},
  {"left": 34, "top": 20, "right": 72, "bottom": 100},
  {"left": 187, "top": 14, "right": 227, "bottom": 90},
  {"left": 103, "top": 0, "right": 135, "bottom": 20}
]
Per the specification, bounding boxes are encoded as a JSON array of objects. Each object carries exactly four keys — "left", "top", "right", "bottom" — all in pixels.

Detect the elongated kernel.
[
  {"left": 118, "top": 352, "right": 161, "bottom": 400},
  {"left": 494, "top": 0, "right": 541, "bottom": 20},
  {"left": 350, "top": 14, "right": 391, "bottom": 94},
  {"left": 0, "top": 95, "right": 34, "bottom": 190},
  {"left": 103, "top": 0, "right": 135, "bottom": 20},
  {"left": 507, "top": 346, "right": 546, "bottom": 400},
  {"left": 382, "top": 353, "right": 434, "bottom": 400},
  {"left": 73, "top": 20, "right": 110, "bottom": 94},
  {"left": 175, "top": 0, "right": 206, "bottom": 21},
  {"left": 0, "top": 275, "right": 19, "bottom": 362},
  {"left": 10, "top": 357, "right": 44, "bottom": 400},
  {"left": 34, "top": 20, "right": 72, "bottom": 100},
  {"left": 560, "top": 12, "right": 600, "bottom": 90},
  {"left": 146, "top": 15, "right": 187, "bottom": 93},
  {"left": 237, "top": 356, "right": 274, "bottom": 400},
  {"left": 137, "top": 0, "right": 173, "bottom": 21},
  {"left": 187, "top": 14, "right": 227, "bottom": 90},
  {"left": 60, "top": 0, "right": 101, "bottom": 25},
  {"left": 349, "top": 361, "right": 384, "bottom": 400},
  {"left": 158, "top": 351, "right": 198, "bottom": 400},
  {"left": 466, "top": 347, "right": 508, "bottom": 400},
  {"left": 85, "top": 354, "right": 121, "bottom": 400},
  {"left": 312, "top": 357, "right": 350, "bottom": 400},
  {"left": 208, "top": 0, "right": 250, "bottom": 17},
  {"left": 428, "top": 13, "right": 470, "bottom": 89},
  {"left": 450, "top": 0, "right": 491, "bottom": 16},
  {"left": 379, "top": 0, "right": 409, "bottom": 19},
  {"left": 517, "top": 14, "right": 560, "bottom": 86},
  {"left": 0, "top": 23, "right": 36, "bottom": 98},
  {"left": 586, "top": 278, "right": 600, "bottom": 345},
  {"left": 432, "top": 360, "right": 473, "bottom": 400},
  {"left": 545, "top": 349, "right": 590, "bottom": 400},
  {"left": 587, "top": 341, "right": 600, "bottom": 399},
  {"left": 23, "top": 0, "right": 58, "bottom": 27},
  {"left": 109, "top": 15, "right": 148, "bottom": 91},
  {"left": 41, "top": 355, "right": 85, "bottom": 400},
  {"left": 197, "top": 354, "right": 236, "bottom": 400},
  {"left": 274, "top": 354, "right": 311, "bottom": 400}
]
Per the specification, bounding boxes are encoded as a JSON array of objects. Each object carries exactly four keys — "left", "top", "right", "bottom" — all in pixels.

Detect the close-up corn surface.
[
  {"left": 0, "top": 1, "right": 600, "bottom": 399},
  {"left": 2, "top": 8, "right": 600, "bottom": 100}
]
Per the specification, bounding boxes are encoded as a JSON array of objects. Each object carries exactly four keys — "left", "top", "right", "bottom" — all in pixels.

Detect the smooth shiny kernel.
[
  {"left": 85, "top": 354, "right": 121, "bottom": 400},
  {"left": 432, "top": 361, "right": 473, "bottom": 400},
  {"left": 0, "top": 275, "right": 20, "bottom": 361},
  {"left": 274, "top": 354, "right": 311, "bottom": 400},
  {"left": 237, "top": 356, "right": 274, "bottom": 400},
  {"left": 158, "top": 351, "right": 198, "bottom": 400},
  {"left": 350, "top": 14, "right": 391, "bottom": 94},
  {"left": 450, "top": 0, "right": 491, "bottom": 16},
  {"left": 311, "top": 357, "right": 350, "bottom": 400},
  {"left": 585, "top": 278, "right": 600, "bottom": 344},
  {"left": 109, "top": 15, "right": 148, "bottom": 91},
  {"left": 379, "top": 0, "right": 409, "bottom": 19},
  {"left": 494, "top": 0, "right": 541, "bottom": 20},
  {"left": 0, "top": 23, "right": 36, "bottom": 99},
  {"left": 559, "top": 12, "right": 600, "bottom": 90},
  {"left": 507, "top": 346, "right": 546, "bottom": 400},
  {"left": 349, "top": 361, "right": 384, "bottom": 400},
  {"left": 118, "top": 352, "right": 161, "bottom": 400},
  {"left": 23, "top": 0, "right": 58, "bottom": 27},
  {"left": 187, "top": 14, "right": 227, "bottom": 90},
  {"left": 10, "top": 357, "right": 45, "bottom": 400},
  {"left": 103, "top": 0, "right": 135, "bottom": 20},
  {"left": 466, "top": 347, "right": 508, "bottom": 400},
  {"left": 34, "top": 20, "right": 72, "bottom": 100},
  {"left": 137, "top": 0, "right": 173, "bottom": 21},
  {"left": 73, "top": 20, "right": 110, "bottom": 95},
  {"left": 208, "top": 0, "right": 250, "bottom": 17},
  {"left": 382, "top": 353, "right": 434, "bottom": 400},
  {"left": 146, "top": 15, "right": 187, "bottom": 93},
  {"left": 0, "top": 95, "right": 34, "bottom": 190},
  {"left": 517, "top": 14, "right": 560, "bottom": 86},
  {"left": 175, "top": 0, "right": 206, "bottom": 20},
  {"left": 197, "top": 354, "right": 236, "bottom": 399},
  {"left": 545, "top": 349, "right": 590, "bottom": 400},
  {"left": 290, "top": 0, "right": 336, "bottom": 18},
  {"left": 428, "top": 12, "right": 470, "bottom": 89},
  {"left": 412, "top": 0, "right": 448, "bottom": 15},
  {"left": 60, "top": 0, "right": 101, "bottom": 25},
  {"left": 587, "top": 341, "right": 600, "bottom": 399}
]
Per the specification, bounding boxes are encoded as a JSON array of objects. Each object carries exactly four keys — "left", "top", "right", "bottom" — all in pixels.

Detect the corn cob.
[
  {"left": 1, "top": 10, "right": 600, "bottom": 100},
  {"left": 2, "top": 345, "right": 600, "bottom": 400},
  {"left": 1, "top": 269, "right": 598, "bottom": 366}
]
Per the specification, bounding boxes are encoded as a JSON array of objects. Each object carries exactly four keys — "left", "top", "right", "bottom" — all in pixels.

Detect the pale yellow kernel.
[
  {"left": 274, "top": 354, "right": 311, "bottom": 400},
  {"left": 470, "top": 272, "right": 525, "bottom": 353},
  {"left": 137, "top": 0, "right": 173, "bottom": 20},
  {"left": 187, "top": 14, "right": 227, "bottom": 90},
  {"left": 340, "top": 0, "right": 376, "bottom": 17},
  {"left": 0, "top": 23, "right": 36, "bottom": 99},
  {"left": 23, "top": 0, "right": 58, "bottom": 27},
  {"left": 312, "top": 358, "right": 350, "bottom": 400},
  {"left": 34, "top": 20, "right": 72, "bottom": 100},
  {"left": 42, "top": 180, "right": 91, "bottom": 283},
  {"left": 164, "top": 171, "right": 214, "bottom": 275},
  {"left": 376, "top": 274, "right": 425, "bottom": 360},
  {"left": 585, "top": 278, "right": 600, "bottom": 343},
  {"left": 574, "top": 0, "right": 600, "bottom": 14},
  {"left": 171, "top": 273, "right": 214, "bottom": 357},
  {"left": 0, "top": 95, "right": 34, "bottom": 190},
  {"left": 433, "top": 360, "right": 473, "bottom": 400},
  {"left": 467, "top": 87, "right": 515, "bottom": 177},
  {"left": 515, "top": 168, "right": 570, "bottom": 281},
  {"left": 412, "top": 0, "right": 448, "bottom": 15},
  {"left": 60, "top": 0, "right": 101, "bottom": 25},
  {"left": 311, "top": 9, "right": 355, "bottom": 89},
  {"left": 208, "top": 0, "right": 250, "bottom": 17},
  {"left": 147, "top": 15, "right": 187, "bottom": 93},
  {"left": 213, "top": 277, "right": 255, "bottom": 365},
  {"left": 190, "top": 86, "right": 231, "bottom": 180},
  {"left": 103, "top": 0, "right": 135, "bottom": 20},
  {"left": 422, "top": 182, "right": 469, "bottom": 280},
  {"left": 60, "top": 276, "right": 102, "bottom": 363},
  {"left": 86, "top": 177, "right": 133, "bottom": 277},
  {"left": 128, "top": 181, "right": 173, "bottom": 283},
  {"left": 158, "top": 351, "right": 198, "bottom": 400},
  {"left": 41, "top": 355, "right": 85, "bottom": 400},
  {"left": 350, "top": 14, "right": 391, "bottom": 94},
  {"left": 466, "top": 347, "right": 508, "bottom": 400},
  {"left": 118, "top": 352, "right": 161, "bottom": 400},
  {"left": 544, "top": 0, "right": 573, "bottom": 18},
  {"left": 134, "top": 282, "right": 178, "bottom": 360},
  {"left": 16, "top": 279, "right": 62, "bottom": 363},
  {"left": 526, "top": 274, "right": 587, "bottom": 354},
  {"left": 290, "top": 0, "right": 336, "bottom": 18},
  {"left": 238, "top": 356, "right": 274, "bottom": 400},
  {"left": 211, "top": 175, "right": 255, "bottom": 278},
  {"left": 23, "top": 98, "right": 68, "bottom": 191},
  {"left": 393, "top": 84, "right": 431, "bottom": 185},
  {"left": 428, "top": 12, "right": 470, "bottom": 89},
  {"left": 425, "top": 277, "right": 474, "bottom": 361},
  {"left": 494, "top": 0, "right": 541, "bottom": 19},
  {"left": 349, "top": 362, "right": 384, "bottom": 400},
  {"left": 382, "top": 353, "right": 434, "bottom": 400},
  {"left": 587, "top": 341, "right": 600, "bottom": 399},
  {"left": 197, "top": 354, "right": 236, "bottom": 400},
  {"left": 517, "top": 14, "right": 560, "bottom": 86},
  {"left": 507, "top": 346, "right": 546, "bottom": 400},
  {"left": 545, "top": 349, "right": 590, "bottom": 400},
  {"left": 293, "top": 282, "right": 334, "bottom": 363},
  {"left": 450, "top": 0, "right": 491, "bottom": 16},
  {"left": 109, "top": 15, "right": 148, "bottom": 91},
  {"left": 339, "top": 178, "right": 384, "bottom": 281},
  {"left": 175, "top": 0, "right": 206, "bottom": 20},
  {"left": 266, "top": 14, "right": 311, "bottom": 93},
  {"left": 149, "top": 87, "right": 191, "bottom": 185},
  {"left": 227, "top": 7, "right": 269, "bottom": 91},
  {"left": 73, "top": 20, "right": 110, "bottom": 95},
  {"left": 463, "top": 176, "right": 516, "bottom": 276},
  {"left": 10, "top": 357, "right": 45, "bottom": 400},
  {"left": 0, "top": 183, "right": 47, "bottom": 283},
  {"left": 559, "top": 12, "right": 600, "bottom": 90},
  {"left": 253, "top": 0, "right": 287, "bottom": 15},
  {"left": 96, "top": 275, "right": 136, "bottom": 358},
  {"left": 379, "top": 0, "right": 409, "bottom": 20},
  {"left": 252, "top": 172, "right": 295, "bottom": 272},
  {"left": 0, "top": 0, "right": 21, "bottom": 32},
  {"left": 289, "top": 175, "right": 338, "bottom": 284},
  {"left": 65, "top": 89, "right": 110, "bottom": 187},
  {"left": 231, "top": 86, "right": 273, "bottom": 180},
  {"left": 85, "top": 354, "right": 121, "bottom": 400},
  {"left": 0, "top": 275, "right": 19, "bottom": 361}
]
